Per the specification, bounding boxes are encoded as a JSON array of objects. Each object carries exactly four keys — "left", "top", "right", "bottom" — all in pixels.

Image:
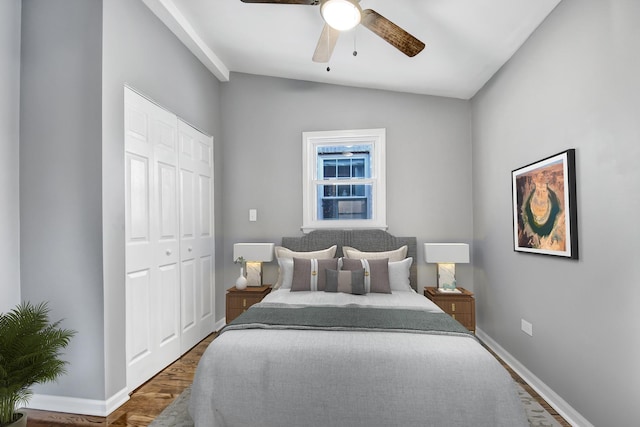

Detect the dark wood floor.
[{"left": 24, "top": 332, "right": 570, "bottom": 426}]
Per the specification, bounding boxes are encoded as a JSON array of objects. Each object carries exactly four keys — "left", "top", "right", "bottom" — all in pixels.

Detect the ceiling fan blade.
[
  {"left": 313, "top": 23, "right": 340, "bottom": 63},
  {"left": 240, "top": 0, "right": 319, "bottom": 4},
  {"left": 360, "top": 9, "right": 425, "bottom": 57}
]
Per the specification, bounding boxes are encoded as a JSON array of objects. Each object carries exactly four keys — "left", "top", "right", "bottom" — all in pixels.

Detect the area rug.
[{"left": 150, "top": 383, "right": 561, "bottom": 427}]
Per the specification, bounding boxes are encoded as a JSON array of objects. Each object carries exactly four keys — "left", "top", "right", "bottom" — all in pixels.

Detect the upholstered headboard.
[{"left": 282, "top": 229, "right": 418, "bottom": 291}]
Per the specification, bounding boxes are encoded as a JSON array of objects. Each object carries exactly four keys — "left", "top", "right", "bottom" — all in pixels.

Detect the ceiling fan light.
[{"left": 320, "top": 0, "right": 362, "bottom": 31}]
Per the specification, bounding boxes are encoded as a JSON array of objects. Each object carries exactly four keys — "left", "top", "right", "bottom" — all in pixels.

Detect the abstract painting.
[{"left": 512, "top": 149, "right": 578, "bottom": 259}]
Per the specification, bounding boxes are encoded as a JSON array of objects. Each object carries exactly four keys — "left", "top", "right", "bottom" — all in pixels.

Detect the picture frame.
[{"left": 512, "top": 149, "right": 578, "bottom": 259}]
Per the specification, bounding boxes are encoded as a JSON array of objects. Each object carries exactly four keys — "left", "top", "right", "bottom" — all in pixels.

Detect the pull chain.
[
  {"left": 327, "top": 26, "right": 332, "bottom": 71},
  {"left": 353, "top": 28, "right": 358, "bottom": 56}
]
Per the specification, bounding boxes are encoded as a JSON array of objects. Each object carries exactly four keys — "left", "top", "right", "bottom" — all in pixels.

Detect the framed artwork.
[{"left": 512, "top": 149, "right": 578, "bottom": 259}]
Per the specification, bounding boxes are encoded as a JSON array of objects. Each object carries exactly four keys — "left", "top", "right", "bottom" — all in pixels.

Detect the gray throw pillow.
[
  {"left": 325, "top": 269, "right": 366, "bottom": 295},
  {"left": 341, "top": 258, "right": 391, "bottom": 294},
  {"left": 290, "top": 258, "right": 339, "bottom": 291}
]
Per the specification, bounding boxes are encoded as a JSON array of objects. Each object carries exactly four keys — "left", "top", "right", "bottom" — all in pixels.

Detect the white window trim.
[{"left": 302, "top": 128, "right": 387, "bottom": 233}]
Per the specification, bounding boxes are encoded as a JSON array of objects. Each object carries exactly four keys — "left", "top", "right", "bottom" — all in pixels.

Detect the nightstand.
[
  {"left": 226, "top": 285, "right": 272, "bottom": 323},
  {"left": 424, "top": 287, "right": 476, "bottom": 333}
]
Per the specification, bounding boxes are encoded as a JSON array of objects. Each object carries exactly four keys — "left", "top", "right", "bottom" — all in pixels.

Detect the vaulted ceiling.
[{"left": 143, "top": 0, "right": 561, "bottom": 99}]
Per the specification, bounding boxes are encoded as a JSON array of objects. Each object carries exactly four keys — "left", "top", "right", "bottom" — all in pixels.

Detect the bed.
[{"left": 189, "top": 230, "right": 528, "bottom": 427}]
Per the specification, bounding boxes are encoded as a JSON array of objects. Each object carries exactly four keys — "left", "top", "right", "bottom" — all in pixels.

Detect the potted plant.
[{"left": 0, "top": 302, "right": 76, "bottom": 427}]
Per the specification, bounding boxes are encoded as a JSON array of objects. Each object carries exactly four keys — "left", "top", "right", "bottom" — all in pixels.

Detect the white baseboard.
[
  {"left": 214, "top": 317, "right": 226, "bottom": 331},
  {"left": 26, "top": 387, "right": 129, "bottom": 417},
  {"left": 476, "top": 328, "right": 593, "bottom": 427}
]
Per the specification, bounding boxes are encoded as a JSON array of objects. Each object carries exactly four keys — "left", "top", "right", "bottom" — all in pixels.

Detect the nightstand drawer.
[
  {"left": 226, "top": 285, "right": 272, "bottom": 323},
  {"left": 436, "top": 300, "right": 473, "bottom": 316},
  {"left": 227, "top": 295, "right": 262, "bottom": 310}
]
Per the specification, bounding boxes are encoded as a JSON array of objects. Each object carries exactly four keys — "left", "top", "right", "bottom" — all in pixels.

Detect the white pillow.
[
  {"left": 274, "top": 245, "right": 337, "bottom": 289},
  {"left": 342, "top": 245, "right": 408, "bottom": 262},
  {"left": 275, "top": 245, "right": 337, "bottom": 260},
  {"left": 388, "top": 257, "right": 413, "bottom": 291}
]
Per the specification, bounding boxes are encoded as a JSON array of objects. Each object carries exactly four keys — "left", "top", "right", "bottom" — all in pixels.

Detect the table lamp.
[
  {"left": 233, "top": 243, "right": 275, "bottom": 287},
  {"left": 424, "top": 243, "right": 469, "bottom": 292}
]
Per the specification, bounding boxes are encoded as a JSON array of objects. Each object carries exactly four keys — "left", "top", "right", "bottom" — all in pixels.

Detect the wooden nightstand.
[
  {"left": 226, "top": 285, "right": 272, "bottom": 323},
  {"left": 424, "top": 287, "right": 476, "bottom": 333}
]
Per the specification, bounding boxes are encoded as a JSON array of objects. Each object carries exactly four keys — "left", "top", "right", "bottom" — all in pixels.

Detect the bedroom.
[{"left": 0, "top": 0, "right": 638, "bottom": 426}]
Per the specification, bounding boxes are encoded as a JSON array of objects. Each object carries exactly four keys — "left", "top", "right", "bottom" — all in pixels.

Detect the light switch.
[
  {"left": 521, "top": 319, "right": 533, "bottom": 336},
  {"left": 249, "top": 209, "right": 257, "bottom": 222}
]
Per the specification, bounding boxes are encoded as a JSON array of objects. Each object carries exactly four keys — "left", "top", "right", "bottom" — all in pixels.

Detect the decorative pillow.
[
  {"left": 290, "top": 258, "right": 338, "bottom": 292},
  {"left": 388, "top": 257, "right": 413, "bottom": 291},
  {"left": 276, "top": 258, "right": 295, "bottom": 289},
  {"left": 274, "top": 245, "right": 337, "bottom": 289},
  {"left": 341, "top": 258, "right": 391, "bottom": 294},
  {"left": 325, "top": 269, "right": 366, "bottom": 295},
  {"left": 342, "top": 245, "right": 407, "bottom": 262}
]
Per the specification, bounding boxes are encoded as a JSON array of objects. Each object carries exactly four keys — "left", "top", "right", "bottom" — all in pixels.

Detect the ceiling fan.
[{"left": 240, "top": 0, "right": 425, "bottom": 63}]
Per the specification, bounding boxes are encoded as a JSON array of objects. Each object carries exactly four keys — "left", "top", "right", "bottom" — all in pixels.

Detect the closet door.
[
  {"left": 124, "top": 88, "right": 181, "bottom": 391},
  {"left": 178, "top": 120, "right": 215, "bottom": 353}
]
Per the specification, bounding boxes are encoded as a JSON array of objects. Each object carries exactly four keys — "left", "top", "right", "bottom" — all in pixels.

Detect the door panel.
[
  {"left": 199, "top": 175, "right": 211, "bottom": 236},
  {"left": 200, "top": 255, "right": 213, "bottom": 318},
  {"left": 125, "top": 153, "right": 151, "bottom": 273},
  {"left": 127, "top": 155, "right": 150, "bottom": 241},
  {"left": 126, "top": 270, "right": 151, "bottom": 363},
  {"left": 180, "top": 169, "right": 195, "bottom": 239},
  {"left": 157, "top": 263, "right": 180, "bottom": 349},
  {"left": 158, "top": 163, "right": 177, "bottom": 239},
  {"left": 181, "top": 258, "right": 196, "bottom": 332}
]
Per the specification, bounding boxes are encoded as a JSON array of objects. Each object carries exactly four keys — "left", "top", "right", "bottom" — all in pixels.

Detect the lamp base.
[
  {"left": 245, "top": 261, "right": 263, "bottom": 287},
  {"left": 437, "top": 287, "right": 462, "bottom": 294},
  {"left": 436, "top": 263, "right": 457, "bottom": 291}
]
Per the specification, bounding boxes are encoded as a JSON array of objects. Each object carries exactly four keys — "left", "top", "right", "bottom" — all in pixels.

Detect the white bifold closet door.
[
  {"left": 177, "top": 120, "right": 214, "bottom": 354},
  {"left": 124, "top": 87, "right": 214, "bottom": 392}
]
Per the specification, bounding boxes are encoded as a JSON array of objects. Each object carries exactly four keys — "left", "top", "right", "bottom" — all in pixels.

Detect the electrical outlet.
[
  {"left": 249, "top": 209, "right": 257, "bottom": 222},
  {"left": 521, "top": 319, "right": 533, "bottom": 336}
]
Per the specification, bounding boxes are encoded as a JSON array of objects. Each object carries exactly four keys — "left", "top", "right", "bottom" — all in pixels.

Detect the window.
[{"left": 302, "top": 128, "right": 386, "bottom": 232}]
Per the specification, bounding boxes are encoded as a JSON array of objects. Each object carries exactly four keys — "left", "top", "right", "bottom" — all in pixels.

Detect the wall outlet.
[
  {"left": 249, "top": 209, "right": 257, "bottom": 222},
  {"left": 521, "top": 319, "right": 533, "bottom": 336}
]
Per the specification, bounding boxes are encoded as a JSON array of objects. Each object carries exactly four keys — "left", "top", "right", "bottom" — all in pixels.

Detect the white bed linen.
[
  {"left": 261, "top": 288, "right": 444, "bottom": 311},
  {"left": 189, "top": 290, "right": 529, "bottom": 427}
]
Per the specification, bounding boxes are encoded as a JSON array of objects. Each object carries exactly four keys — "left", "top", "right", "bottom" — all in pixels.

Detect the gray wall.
[
  {"left": 219, "top": 72, "right": 473, "bottom": 309},
  {"left": 20, "top": 0, "right": 104, "bottom": 398},
  {"left": 18, "top": 0, "right": 222, "bottom": 402},
  {"left": 102, "top": 0, "right": 222, "bottom": 399},
  {"left": 471, "top": 0, "right": 640, "bottom": 425},
  {"left": 0, "top": 0, "right": 22, "bottom": 314}
]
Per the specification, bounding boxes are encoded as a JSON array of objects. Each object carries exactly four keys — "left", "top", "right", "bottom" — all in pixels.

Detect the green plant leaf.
[{"left": 0, "top": 302, "right": 76, "bottom": 424}]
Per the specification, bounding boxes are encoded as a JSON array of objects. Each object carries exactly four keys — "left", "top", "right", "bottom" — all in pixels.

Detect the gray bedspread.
[
  {"left": 224, "top": 305, "right": 474, "bottom": 337},
  {"left": 190, "top": 302, "right": 528, "bottom": 427}
]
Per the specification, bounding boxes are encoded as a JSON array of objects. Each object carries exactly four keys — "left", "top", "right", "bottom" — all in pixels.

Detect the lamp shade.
[
  {"left": 424, "top": 243, "right": 469, "bottom": 264},
  {"left": 233, "top": 243, "right": 274, "bottom": 262}
]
